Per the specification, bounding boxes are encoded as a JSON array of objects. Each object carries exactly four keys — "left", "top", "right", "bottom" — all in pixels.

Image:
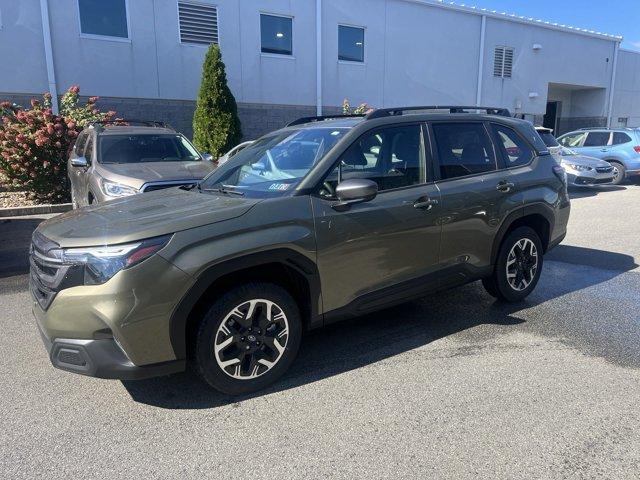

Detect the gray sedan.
[{"left": 559, "top": 147, "right": 614, "bottom": 186}]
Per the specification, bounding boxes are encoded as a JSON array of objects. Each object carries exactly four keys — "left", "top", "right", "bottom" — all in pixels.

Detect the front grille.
[
  {"left": 596, "top": 166, "right": 613, "bottom": 173},
  {"left": 29, "top": 232, "right": 82, "bottom": 310},
  {"left": 141, "top": 181, "right": 197, "bottom": 193}
]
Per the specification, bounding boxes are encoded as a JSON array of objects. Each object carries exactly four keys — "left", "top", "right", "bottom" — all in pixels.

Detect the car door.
[
  {"left": 311, "top": 123, "right": 442, "bottom": 314},
  {"left": 430, "top": 121, "right": 514, "bottom": 275},
  {"left": 576, "top": 131, "right": 612, "bottom": 159}
]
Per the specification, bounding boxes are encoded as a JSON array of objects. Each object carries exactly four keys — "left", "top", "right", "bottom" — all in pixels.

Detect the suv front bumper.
[{"left": 36, "top": 319, "right": 185, "bottom": 380}]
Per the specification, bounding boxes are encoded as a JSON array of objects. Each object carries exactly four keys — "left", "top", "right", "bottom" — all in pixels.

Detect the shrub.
[
  {"left": 342, "top": 98, "right": 374, "bottom": 115},
  {"left": 0, "top": 86, "right": 115, "bottom": 202},
  {"left": 193, "top": 44, "right": 242, "bottom": 158}
]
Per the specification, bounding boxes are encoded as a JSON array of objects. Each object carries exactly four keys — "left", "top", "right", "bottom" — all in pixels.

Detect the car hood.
[
  {"left": 560, "top": 155, "right": 611, "bottom": 168},
  {"left": 36, "top": 188, "right": 261, "bottom": 248},
  {"left": 98, "top": 161, "right": 216, "bottom": 190}
]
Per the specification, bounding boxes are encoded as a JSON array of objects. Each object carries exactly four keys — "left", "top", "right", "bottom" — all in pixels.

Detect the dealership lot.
[{"left": 1, "top": 185, "right": 639, "bottom": 479}]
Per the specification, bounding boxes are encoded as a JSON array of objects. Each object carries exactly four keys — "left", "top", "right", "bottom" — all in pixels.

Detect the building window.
[
  {"left": 260, "top": 14, "right": 292, "bottom": 56},
  {"left": 78, "top": 0, "right": 129, "bottom": 39},
  {"left": 493, "top": 46, "right": 514, "bottom": 78},
  {"left": 618, "top": 117, "right": 629, "bottom": 127},
  {"left": 178, "top": 2, "right": 218, "bottom": 45},
  {"left": 338, "top": 25, "right": 364, "bottom": 62}
]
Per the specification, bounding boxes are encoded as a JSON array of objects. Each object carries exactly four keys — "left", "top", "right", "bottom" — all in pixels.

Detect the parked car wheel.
[
  {"left": 482, "top": 226, "right": 543, "bottom": 302},
  {"left": 610, "top": 162, "right": 626, "bottom": 185},
  {"left": 195, "top": 283, "right": 302, "bottom": 395}
]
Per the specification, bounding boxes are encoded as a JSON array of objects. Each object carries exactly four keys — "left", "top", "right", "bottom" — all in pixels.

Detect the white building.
[{"left": 1, "top": 0, "right": 639, "bottom": 139}]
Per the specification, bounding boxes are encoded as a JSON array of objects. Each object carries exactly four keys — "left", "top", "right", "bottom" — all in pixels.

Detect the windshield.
[
  {"left": 200, "top": 127, "right": 349, "bottom": 198},
  {"left": 99, "top": 134, "right": 201, "bottom": 164}
]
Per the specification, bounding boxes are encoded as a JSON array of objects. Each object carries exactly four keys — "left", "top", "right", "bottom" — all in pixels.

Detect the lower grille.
[{"left": 596, "top": 166, "right": 613, "bottom": 173}]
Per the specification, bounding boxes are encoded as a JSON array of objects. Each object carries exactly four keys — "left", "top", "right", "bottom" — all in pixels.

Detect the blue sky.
[{"left": 464, "top": 0, "right": 640, "bottom": 50}]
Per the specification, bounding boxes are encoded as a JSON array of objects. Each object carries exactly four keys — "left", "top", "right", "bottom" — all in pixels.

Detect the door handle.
[
  {"left": 413, "top": 197, "right": 439, "bottom": 210},
  {"left": 496, "top": 181, "right": 515, "bottom": 193}
]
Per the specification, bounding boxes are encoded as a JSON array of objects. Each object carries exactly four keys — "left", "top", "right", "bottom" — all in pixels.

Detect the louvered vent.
[
  {"left": 178, "top": 2, "right": 218, "bottom": 45},
  {"left": 493, "top": 46, "right": 514, "bottom": 78}
]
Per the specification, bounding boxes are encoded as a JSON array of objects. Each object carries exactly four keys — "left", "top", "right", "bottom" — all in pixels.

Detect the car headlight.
[
  {"left": 52, "top": 235, "right": 172, "bottom": 285},
  {"left": 101, "top": 180, "right": 139, "bottom": 197},
  {"left": 564, "top": 163, "right": 592, "bottom": 172}
]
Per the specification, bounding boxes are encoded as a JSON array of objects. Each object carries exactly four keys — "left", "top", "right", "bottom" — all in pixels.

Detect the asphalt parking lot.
[{"left": 1, "top": 184, "right": 639, "bottom": 479}]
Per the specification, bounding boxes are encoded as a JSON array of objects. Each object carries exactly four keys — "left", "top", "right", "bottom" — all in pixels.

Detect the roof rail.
[
  {"left": 366, "top": 105, "right": 512, "bottom": 119},
  {"left": 286, "top": 114, "right": 365, "bottom": 127},
  {"left": 89, "top": 119, "right": 175, "bottom": 130}
]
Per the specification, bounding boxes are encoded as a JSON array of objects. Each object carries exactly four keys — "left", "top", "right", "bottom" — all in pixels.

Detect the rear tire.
[
  {"left": 483, "top": 226, "right": 543, "bottom": 302},
  {"left": 610, "top": 162, "right": 626, "bottom": 185},
  {"left": 195, "top": 282, "right": 302, "bottom": 395}
]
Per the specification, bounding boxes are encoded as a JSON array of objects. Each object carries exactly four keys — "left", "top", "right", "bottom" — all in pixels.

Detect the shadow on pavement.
[{"left": 123, "top": 245, "right": 637, "bottom": 409}]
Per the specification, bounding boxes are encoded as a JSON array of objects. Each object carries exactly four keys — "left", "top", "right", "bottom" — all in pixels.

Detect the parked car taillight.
[{"left": 633, "top": 146, "right": 640, "bottom": 154}]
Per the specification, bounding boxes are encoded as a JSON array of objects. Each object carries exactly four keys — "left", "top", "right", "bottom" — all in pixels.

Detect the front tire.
[
  {"left": 610, "top": 162, "right": 626, "bottom": 185},
  {"left": 195, "top": 283, "right": 302, "bottom": 395},
  {"left": 483, "top": 226, "right": 543, "bottom": 302}
]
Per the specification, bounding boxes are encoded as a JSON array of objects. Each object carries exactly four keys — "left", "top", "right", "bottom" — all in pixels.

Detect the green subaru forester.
[{"left": 31, "top": 107, "right": 570, "bottom": 395}]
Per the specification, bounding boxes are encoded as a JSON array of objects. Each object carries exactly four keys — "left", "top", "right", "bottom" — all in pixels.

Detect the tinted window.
[
  {"left": 83, "top": 136, "right": 94, "bottom": 162},
  {"left": 321, "top": 125, "right": 424, "bottom": 197},
  {"left": 558, "top": 132, "right": 585, "bottom": 147},
  {"left": 338, "top": 25, "right": 364, "bottom": 62},
  {"left": 584, "top": 132, "right": 610, "bottom": 147},
  {"left": 78, "top": 0, "right": 128, "bottom": 38},
  {"left": 537, "top": 132, "right": 559, "bottom": 148},
  {"left": 260, "top": 14, "right": 292, "bottom": 55},
  {"left": 432, "top": 123, "right": 496, "bottom": 180},
  {"left": 493, "top": 125, "right": 534, "bottom": 167},
  {"left": 612, "top": 132, "right": 632, "bottom": 145},
  {"left": 99, "top": 135, "right": 200, "bottom": 164}
]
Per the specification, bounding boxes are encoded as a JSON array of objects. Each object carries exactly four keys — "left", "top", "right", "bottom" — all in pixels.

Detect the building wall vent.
[
  {"left": 493, "top": 46, "right": 514, "bottom": 78},
  {"left": 178, "top": 2, "right": 219, "bottom": 45}
]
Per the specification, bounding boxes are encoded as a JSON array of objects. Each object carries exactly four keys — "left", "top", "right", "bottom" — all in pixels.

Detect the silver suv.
[{"left": 68, "top": 121, "right": 216, "bottom": 207}]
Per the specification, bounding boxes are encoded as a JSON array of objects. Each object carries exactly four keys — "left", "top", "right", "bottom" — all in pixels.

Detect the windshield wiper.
[{"left": 201, "top": 185, "right": 245, "bottom": 196}]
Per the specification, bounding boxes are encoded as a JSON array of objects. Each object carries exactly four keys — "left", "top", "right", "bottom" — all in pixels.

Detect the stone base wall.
[{"left": 1, "top": 92, "right": 344, "bottom": 143}]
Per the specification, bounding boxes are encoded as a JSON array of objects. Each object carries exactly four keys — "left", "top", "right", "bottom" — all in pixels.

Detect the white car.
[{"left": 216, "top": 140, "right": 254, "bottom": 167}]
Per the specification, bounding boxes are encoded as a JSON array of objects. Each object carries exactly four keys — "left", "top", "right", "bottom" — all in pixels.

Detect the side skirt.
[{"left": 322, "top": 264, "right": 492, "bottom": 325}]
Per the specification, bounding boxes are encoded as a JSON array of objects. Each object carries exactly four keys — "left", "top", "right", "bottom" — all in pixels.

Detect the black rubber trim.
[
  {"left": 38, "top": 326, "right": 185, "bottom": 380},
  {"left": 490, "top": 203, "right": 556, "bottom": 265},
  {"left": 323, "top": 263, "right": 492, "bottom": 324},
  {"left": 169, "top": 249, "right": 322, "bottom": 359}
]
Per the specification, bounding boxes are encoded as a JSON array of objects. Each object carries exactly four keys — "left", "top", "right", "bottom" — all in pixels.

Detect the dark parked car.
[{"left": 32, "top": 106, "right": 570, "bottom": 394}]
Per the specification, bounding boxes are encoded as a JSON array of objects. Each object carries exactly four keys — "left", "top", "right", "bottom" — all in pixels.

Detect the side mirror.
[
  {"left": 332, "top": 178, "right": 378, "bottom": 211},
  {"left": 71, "top": 156, "right": 88, "bottom": 168},
  {"left": 202, "top": 153, "right": 214, "bottom": 162}
]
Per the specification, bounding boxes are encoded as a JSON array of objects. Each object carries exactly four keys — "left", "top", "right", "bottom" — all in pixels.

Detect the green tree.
[{"left": 193, "top": 44, "right": 242, "bottom": 157}]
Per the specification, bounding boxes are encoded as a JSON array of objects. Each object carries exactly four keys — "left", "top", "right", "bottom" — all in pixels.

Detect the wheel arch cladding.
[
  {"left": 169, "top": 249, "right": 321, "bottom": 360},
  {"left": 491, "top": 206, "right": 552, "bottom": 265}
]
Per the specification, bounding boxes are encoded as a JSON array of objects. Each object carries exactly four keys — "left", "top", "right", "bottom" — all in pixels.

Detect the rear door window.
[
  {"left": 492, "top": 124, "right": 534, "bottom": 167},
  {"left": 584, "top": 132, "right": 611, "bottom": 147},
  {"left": 612, "top": 132, "right": 632, "bottom": 145},
  {"left": 431, "top": 122, "right": 497, "bottom": 180}
]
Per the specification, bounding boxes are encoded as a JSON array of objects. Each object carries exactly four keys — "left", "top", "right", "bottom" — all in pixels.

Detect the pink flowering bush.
[
  {"left": 342, "top": 98, "right": 374, "bottom": 115},
  {"left": 0, "top": 86, "right": 116, "bottom": 202}
]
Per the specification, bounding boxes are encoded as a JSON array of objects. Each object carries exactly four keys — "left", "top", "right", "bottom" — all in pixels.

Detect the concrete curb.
[{"left": 0, "top": 203, "right": 72, "bottom": 218}]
